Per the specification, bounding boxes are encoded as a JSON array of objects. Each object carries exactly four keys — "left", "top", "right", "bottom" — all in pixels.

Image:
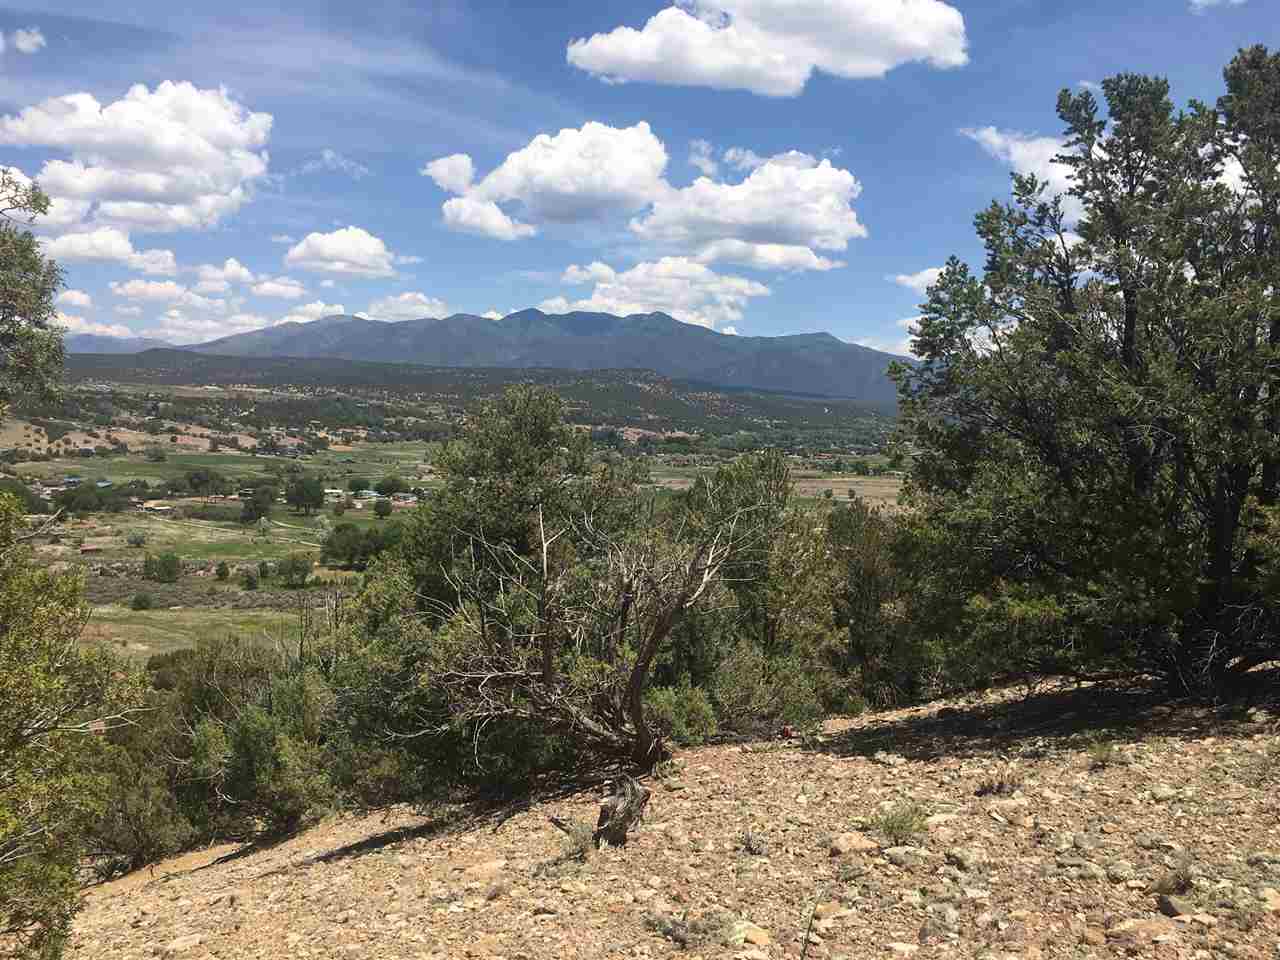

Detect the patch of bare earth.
[{"left": 68, "top": 683, "right": 1280, "bottom": 960}]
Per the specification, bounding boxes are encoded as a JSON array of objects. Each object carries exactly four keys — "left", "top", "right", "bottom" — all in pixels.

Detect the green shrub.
[
  {"left": 873, "top": 801, "right": 929, "bottom": 844},
  {"left": 86, "top": 744, "right": 194, "bottom": 879},
  {"left": 277, "top": 554, "right": 312, "bottom": 589},
  {"left": 129, "top": 592, "right": 153, "bottom": 611},
  {"left": 240, "top": 570, "right": 258, "bottom": 591},
  {"left": 142, "top": 552, "right": 180, "bottom": 584},
  {"left": 710, "top": 642, "right": 824, "bottom": 733},
  {"left": 645, "top": 682, "right": 717, "bottom": 746},
  {"left": 215, "top": 561, "right": 230, "bottom": 581},
  {"left": 126, "top": 531, "right": 147, "bottom": 548}
]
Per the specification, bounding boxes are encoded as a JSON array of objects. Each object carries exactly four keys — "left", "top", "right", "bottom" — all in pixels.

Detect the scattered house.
[
  {"left": 142, "top": 500, "right": 173, "bottom": 514},
  {"left": 79, "top": 545, "right": 103, "bottom": 555},
  {"left": 64, "top": 475, "right": 84, "bottom": 487},
  {"left": 95, "top": 479, "right": 113, "bottom": 489},
  {"left": 324, "top": 488, "right": 346, "bottom": 500}
]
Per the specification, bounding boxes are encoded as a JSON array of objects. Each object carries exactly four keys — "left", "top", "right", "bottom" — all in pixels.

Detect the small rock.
[
  {"left": 1106, "top": 918, "right": 1179, "bottom": 945},
  {"left": 884, "top": 846, "right": 925, "bottom": 868},
  {"left": 886, "top": 943, "right": 919, "bottom": 956},
  {"left": 1106, "top": 859, "right": 1136, "bottom": 883},
  {"left": 1157, "top": 894, "right": 1193, "bottom": 918},
  {"left": 1151, "top": 784, "right": 1178, "bottom": 802},
  {"left": 946, "top": 847, "right": 985, "bottom": 872},
  {"left": 873, "top": 752, "right": 907, "bottom": 767},
  {"left": 1072, "top": 832, "right": 1100, "bottom": 852},
  {"left": 463, "top": 858, "right": 507, "bottom": 882},
  {"left": 726, "top": 920, "right": 772, "bottom": 947},
  {"left": 814, "top": 902, "right": 853, "bottom": 920},
  {"left": 1081, "top": 928, "right": 1107, "bottom": 947},
  {"left": 162, "top": 934, "right": 203, "bottom": 956},
  {"left": 831, "top": 832, "right": 879, "bottom": 856},
  {"left": 1260, "top": 887, "right": 1280, "bottom": 913}
]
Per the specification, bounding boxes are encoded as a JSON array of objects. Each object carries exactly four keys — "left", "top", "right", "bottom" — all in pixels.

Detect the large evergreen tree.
[
  {"left": 0, "top": 171, "right": 141, "bottom": 957},
  {"left": 895, "top": 47, "right": 1280, "bottom": 696},
  {"left": 0, "top": 168, "right": 65, "bottom": 417}
]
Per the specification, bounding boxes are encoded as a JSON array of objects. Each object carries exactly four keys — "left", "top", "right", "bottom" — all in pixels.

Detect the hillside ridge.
[
  {"left": 70, "top": 310, "right": 908, "bottom": 406},
  {"left": 66, "top": 684, "right": 1280, "bottom": 959}
]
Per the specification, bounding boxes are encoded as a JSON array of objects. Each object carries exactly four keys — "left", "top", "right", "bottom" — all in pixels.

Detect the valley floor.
[{"left": 68, "top": 684, "right": 1280, "bottom": 960}]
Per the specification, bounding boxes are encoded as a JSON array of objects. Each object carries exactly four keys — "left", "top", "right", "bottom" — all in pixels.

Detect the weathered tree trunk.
[{"left": 593, "top": 775, "right": 650, "bottom": 848}]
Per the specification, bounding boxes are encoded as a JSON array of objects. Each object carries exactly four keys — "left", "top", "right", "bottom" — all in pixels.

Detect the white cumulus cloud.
[
  {"left": 689, "top": 139, "right": 719, "bottom": 177},
  {"left": 41, "top": 227, "right": 177, "bottom": 275},
  {"left": 426, "top": 121, "right": 668, "bottom": 239},
  {"left": 890, "top": 266, "right": 944, "bottom": 294},
  {"left": 56, "top": 312, "right": 134, "bottom": 338},
  {"left": 12, "top": 27, "right": 46, "bottom": 54},
  {"left": 1190, "top": 0, "right": 1246, "bottom": 10},
  {"left": 441, "top": 196, "right": 537, "bottom": 240},
  {"left": 548, "top": 255, "right": 769, "bottom": 330},
  {"left": 152, "top": 309, "right": 271, "bottom": 345},
  {"left": 961, "top": 126, "right": 1081, "bottom": 221},
  {"left": 108, "top": 278, "right": 226, "bottom": 315},
  {"left": 56, "top": 289, "right": 93, "bottom": 308},
  {"left": 284, "top": 226, "right": 399, "bottom": 277},
  {"left": 421, "top": 153, "right": 475, "bottom": 194},
  {"left": 567, "top": 0, "right": 968, "bottom": 97},
  {"left": 251, "top": 276, "right": 308, "bottom": 299},
  {"left": 280, "top": 300, "right": 346, "bottom": 324},
  {"left": 364, "top": 291, "right": 450, "bottom": 321},
  {"left": 0, "top": 81, "right": 271, "bottom": 234},
  {"left": 695, "top": 238, "right": 842, "bottom": 272},
  {"left": 632, "top": 151, "right": 866, "bottom": 267}
]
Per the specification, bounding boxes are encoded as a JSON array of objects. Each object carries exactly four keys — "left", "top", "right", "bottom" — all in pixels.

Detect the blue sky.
[{"left": 1, "top": 0, "right": 1275, "bottom": 351}]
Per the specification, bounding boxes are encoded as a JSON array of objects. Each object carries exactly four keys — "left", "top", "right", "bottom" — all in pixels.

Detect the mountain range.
[{"left": 66, "top": 310, "right": 909, "bottom": 408}]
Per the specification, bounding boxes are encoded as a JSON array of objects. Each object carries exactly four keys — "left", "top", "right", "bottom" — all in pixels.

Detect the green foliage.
[
  {"left": 645, "top": 682, "right": 718, "bottom": 746},
  {"left": 215, "top": 560, "right": 230, "bottom": 581},
  {"left": 873, "top": 802, "right": 929, "bottom": 844},
  {"left": 285, "top": 476, "right": 324, "bottom": 515},
  {"left": 0, "top": 494, "right": 141, "bottom": 956},
  {"left": 239, "top": 485, "right": 275, "bottom": 524},
  {"left": 276, "top": 553, "right": 313, "bottom": 589},
  {"left": 320, "top": 521, "right": 401, "bottom": 569},
  {"left": 0, "top": 477, "right": 48, "bottom": 514},
  {"left": 129, "top": 591, "right": 153, "bottom": 611},
  {"left": 0, "top": 168, "right": 65, "bottom": 417},
  {"left": 373, "top": 497, "right": 392, "bottom": 519},
  {"left": 126, "top": 531, "right": 147, "bottom": 549},
  {"left": 709, "top": 640, "right": 824, "bottom": 732},
  {"left": 142, "top": 552, "right": 181, "bottom": 584},
  {"left": 240, "top": 569, "right": 259, "bottom": 591},
  {"left": 84, "top": 740, "right": 194, "bottom": 879},
  {"left": 374, "top": 474, "right": 406, "bottom": 496},
  {"left": 892, "top": 50, "right": 1280, "bottom": 697}
]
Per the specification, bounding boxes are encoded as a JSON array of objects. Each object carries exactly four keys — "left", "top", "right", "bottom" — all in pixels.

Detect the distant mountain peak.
[{"left": 78, "top": 308, "right": 904, "bottom": 407}]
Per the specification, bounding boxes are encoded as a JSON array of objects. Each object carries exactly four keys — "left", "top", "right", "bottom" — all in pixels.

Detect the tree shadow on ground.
[{"left": 812, "top": 669, "right": 1278, "bottom": 764}]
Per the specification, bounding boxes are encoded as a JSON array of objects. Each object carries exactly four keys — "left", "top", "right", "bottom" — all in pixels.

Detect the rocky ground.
[{"left": 68, "top": 682, "right": 1280, "bottom": 960}]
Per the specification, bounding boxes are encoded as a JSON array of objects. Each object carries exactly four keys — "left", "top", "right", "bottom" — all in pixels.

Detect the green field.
[{"left": 84, "top": 604, "right": 302, "bottom": 659}]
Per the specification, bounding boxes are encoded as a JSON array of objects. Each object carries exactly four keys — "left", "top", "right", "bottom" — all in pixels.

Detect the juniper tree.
[{"left": 895, "top": 47, "right": 1280, "bottom": 696}]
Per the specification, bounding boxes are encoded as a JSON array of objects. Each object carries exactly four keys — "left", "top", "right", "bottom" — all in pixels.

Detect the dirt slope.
[{"left": 68, "top": 685, "right": 1280, "bottom": 960}]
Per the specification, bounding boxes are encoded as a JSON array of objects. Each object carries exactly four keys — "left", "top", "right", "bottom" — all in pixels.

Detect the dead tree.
[
  {"left": 548, "top": 774, "right": 651, "bottom": 849},
  {"left": 417, "top": 480, "right": 777, "bottom": 771},
  {"left": 593, "top": 775, "right": 650, "bottom": 847}
]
